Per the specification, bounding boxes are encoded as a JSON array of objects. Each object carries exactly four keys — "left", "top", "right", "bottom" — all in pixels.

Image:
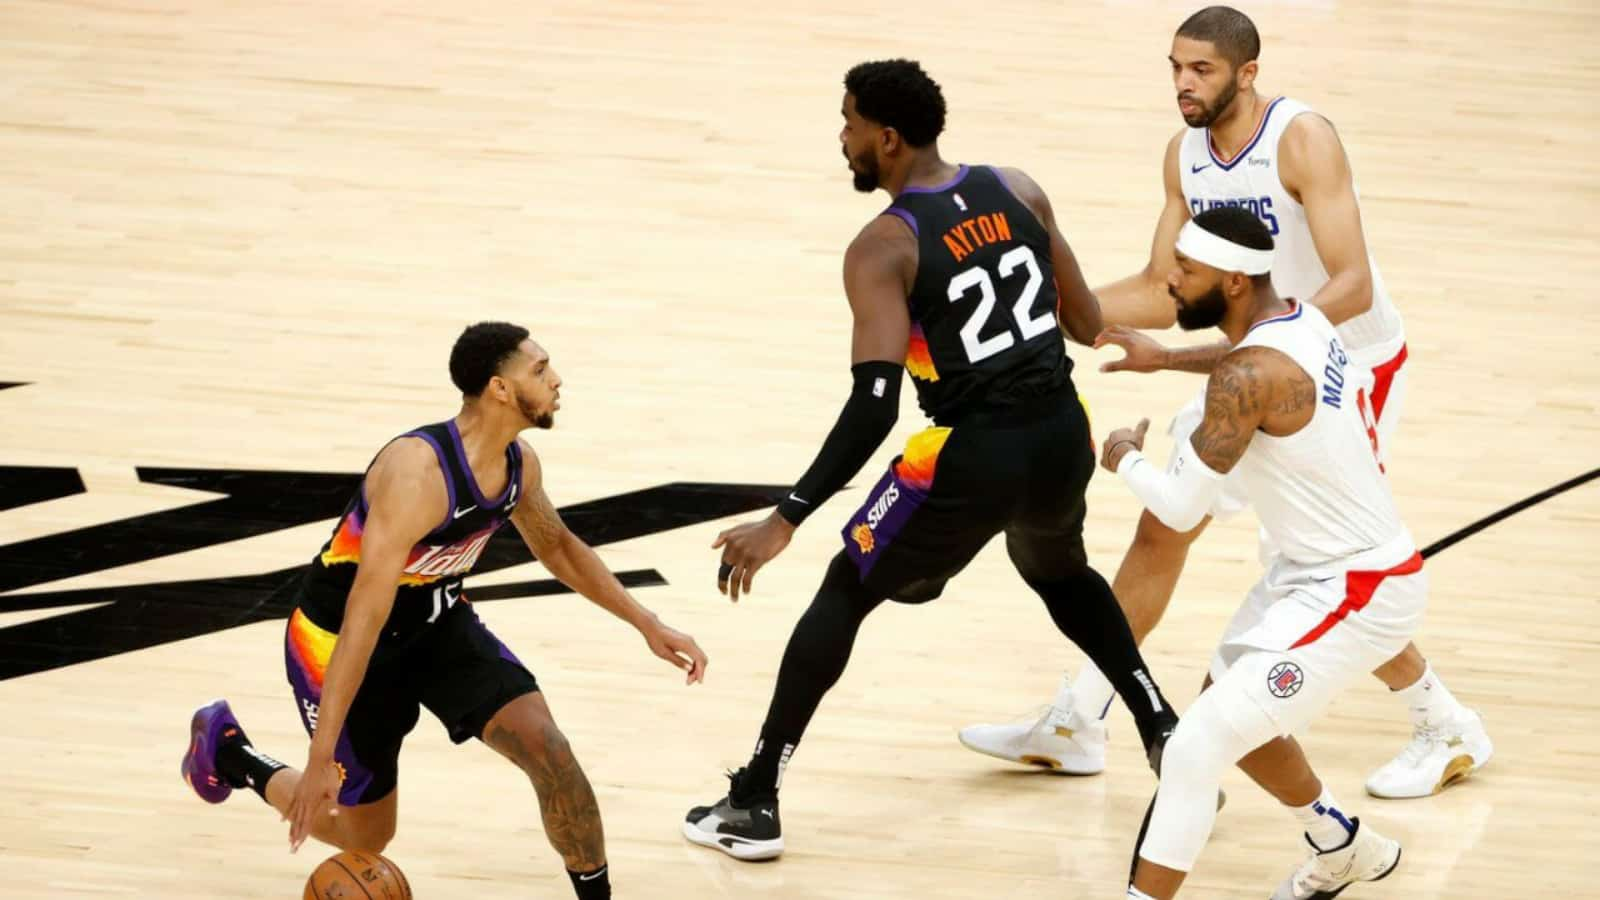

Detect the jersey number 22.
[{"left": 946, "top": 245, "right": 1054, "bottom": 364}]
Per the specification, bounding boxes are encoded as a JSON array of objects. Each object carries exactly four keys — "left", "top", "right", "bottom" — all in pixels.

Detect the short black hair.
[
  {"left": 1176, "top": 6, "right": 1261, "bottom": 68},
  {"left": 844, "top": 59, "right": 946, "bottom": 148},
  {"left": 1192, "top": 206, "right": 1274, "bottom": 251},
  {"left": 449, "top": 321, "right": 530, "bottom": 396}
]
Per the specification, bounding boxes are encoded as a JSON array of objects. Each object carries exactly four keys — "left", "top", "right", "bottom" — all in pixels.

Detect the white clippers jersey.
[
  {"left": 1227, "top": 301, "right": 1412, "bottom": 566},
  {"left": 1179, "top": 97, "right": 1404, "bottom": 359}
]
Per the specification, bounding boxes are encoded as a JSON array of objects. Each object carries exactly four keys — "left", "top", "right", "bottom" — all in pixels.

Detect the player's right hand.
[
  {"left": 1094, "top": 325, "right": 1171, "bottom": 373},
  {"left": 642, "top": 620, "right": 708, "bottom": 685},
  {"left": 285, "top": 754, "right": 342, "bottom": 853}
]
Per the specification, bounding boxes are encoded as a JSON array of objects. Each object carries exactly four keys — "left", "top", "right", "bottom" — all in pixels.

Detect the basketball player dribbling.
[
  {"left": 680, "top": 59, "right": 1179, "bottom": 861},
  {"left": 180, "top": 323, "right": 708, "bottom": 900},
  {"left": 1114, "top": 207, "right": 1415, "bottom": 899},
  {"left": 959, "top": 5, "right": 1492, "bottom": 799}
]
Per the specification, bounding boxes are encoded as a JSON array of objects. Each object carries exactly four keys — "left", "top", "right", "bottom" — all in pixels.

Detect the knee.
[
  {"left": 1159, "top": 716, "right": 1222, "bottom": 784},
  {"left": 341, "top": 815, "right": 397, "bottom": 853},
  {"left": 515, "top": 720, "right": 574, "bottom": 775}
]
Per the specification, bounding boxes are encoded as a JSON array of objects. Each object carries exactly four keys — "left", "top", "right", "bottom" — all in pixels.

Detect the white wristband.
[{"left": 1116, "top": 440, "right": 1224, "bottom": 532}]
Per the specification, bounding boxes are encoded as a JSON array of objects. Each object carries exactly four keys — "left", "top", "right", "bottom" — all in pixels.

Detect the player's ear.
[
  {"left": 1235, "top": 59, "right": 1258, "bottom": 90},
  {"left": 1226, "top": 271, "right": 1251, "bottom": 297},
  {"left": 880, "top": 126, "right": 901, "bottom": 156}
]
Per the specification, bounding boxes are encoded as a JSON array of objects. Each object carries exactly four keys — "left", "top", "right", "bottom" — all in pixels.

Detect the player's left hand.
[
  {"left": 712, "top": 511, "right": 795, "bottom": 602},
  {"left": 1101, "top": 418, "right": 1150, "bottom": 472},
  {"left": 285, "top": 753, "right": 342, "bottom": 853},
  {"left": 642, "top": 619, "right": 708, "bottom": 685}
]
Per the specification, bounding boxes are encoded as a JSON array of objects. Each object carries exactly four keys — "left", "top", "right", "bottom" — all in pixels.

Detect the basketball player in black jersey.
[
  {"left": 682, "top": 59, "right": 1179, "bottom": 861},
  {"left": 180, "top": 322, "right": 707, "bottom": 899}
]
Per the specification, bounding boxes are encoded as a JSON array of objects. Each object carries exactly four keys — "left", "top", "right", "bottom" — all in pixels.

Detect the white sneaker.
[
  {"left": 1271, "top": 818, "right": 1401, "bottom": 900},
  {"left": 1365, "top": 708, "right": 1494, "bottom": 799},
  {"left": 956, "top": 705, "right": 1107, "bottom": 774}
]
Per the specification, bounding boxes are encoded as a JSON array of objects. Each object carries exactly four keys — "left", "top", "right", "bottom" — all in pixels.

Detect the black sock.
[
  {"left": 741, "top": 553, "right": 883, "bottom": 799},
  {"left": 567, "top": 864, "right": 610, "bottom": 899},
  {"left": 1028, "top": 567, "right": 1177, "bottom": 752},
  {"left": 214, "top": 734, "right": 289, "bottom": 801}
]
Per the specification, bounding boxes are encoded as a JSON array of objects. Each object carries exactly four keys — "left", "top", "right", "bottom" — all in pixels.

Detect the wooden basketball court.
[{"left": 1, "top": 0, "right": 1595, "bottom": 896}]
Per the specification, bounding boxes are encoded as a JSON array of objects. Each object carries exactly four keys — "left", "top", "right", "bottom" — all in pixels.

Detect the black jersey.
[
  {"left": 884, "top": 165, "right": 1072, "bottom": 425},
  {"left": 298, "top": 419, "right": 523, "bottom": 649}
]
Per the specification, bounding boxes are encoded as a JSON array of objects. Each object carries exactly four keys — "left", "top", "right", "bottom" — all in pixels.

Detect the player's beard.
[
  {"left": 512, "top": 383, "right": 555, "bottom": 430},
  {"left": 1181, "top": 77, "right": 1238, "bottom": 128},
  {"left": 1173, "top": 283, "right": 1228, "bottom": 330},
  {"left": 848, "top": 146, "right": 880, "bottom": 193}
]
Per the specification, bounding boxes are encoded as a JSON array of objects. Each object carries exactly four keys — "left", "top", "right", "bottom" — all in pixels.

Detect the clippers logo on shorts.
[{"left": 1267, "top": 661, "right": 1305, "bottom": 698}]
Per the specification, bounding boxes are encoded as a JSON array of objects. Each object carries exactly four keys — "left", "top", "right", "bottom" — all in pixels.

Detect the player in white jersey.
[
  {"left": 1118, "top": 207, "right": 1411, "bottom": 899},
  {"left": 959, "top": 4, "right": 1491, "bottom": 800}
]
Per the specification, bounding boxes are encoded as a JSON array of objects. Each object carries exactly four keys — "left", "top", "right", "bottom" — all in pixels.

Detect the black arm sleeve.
[{"left": 775, "top": 360, "right": 903, "bottom": 526}]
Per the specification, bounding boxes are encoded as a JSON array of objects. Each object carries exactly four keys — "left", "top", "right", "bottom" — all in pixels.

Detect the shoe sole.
[
  {"left": 681, "top": 820, "right": 784, "bottom": 861},
  {"left": 955, "top": 732, "right": 1105, "bottom": 776}
]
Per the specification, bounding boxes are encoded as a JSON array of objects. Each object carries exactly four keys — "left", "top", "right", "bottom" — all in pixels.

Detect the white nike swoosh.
[
  {"left": 578, "top": 867, "right": 607, "bottom": 881},
  {"left": 786, "top": 494, "right": 809, "bottom": 505},
  {"left": 453, "top": 505, "right": 477, "bottom": 519}
]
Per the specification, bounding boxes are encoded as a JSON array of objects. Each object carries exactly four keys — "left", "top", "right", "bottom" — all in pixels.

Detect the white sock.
[
  {"left": 1127, "top": 887, "right": 1158, "bottom": 899},
  {"left": 1289, "top": 786, "right": 1357, "bottom": 852},
  {"left": 1071, "top": 660, "right": 1117, "bottom": 721},
  {"left": 1395, "top": 663, "right": 1464, "bottom": 726},
  {"left": 1051, "top": 672, "right": 1076, "bottom": 714}
]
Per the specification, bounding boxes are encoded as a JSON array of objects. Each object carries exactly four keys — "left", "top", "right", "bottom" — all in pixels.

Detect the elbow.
[
  {"left": 873, "top": 408, "right": 899, "bottom": 442},
  {"left": 1065, "top": 299, "right": 1105, "bottom": 346},
  {"left": 1345, "top": 268, "right": 1373, "bottom": 316},
  {"left": 1154, "top": 506, "right": 1207, "bottom": 534}
]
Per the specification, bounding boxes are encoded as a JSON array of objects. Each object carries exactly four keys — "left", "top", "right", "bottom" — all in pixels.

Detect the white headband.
[{"left": 1175, "top": 220, "right": 1273, "bottom": 275}]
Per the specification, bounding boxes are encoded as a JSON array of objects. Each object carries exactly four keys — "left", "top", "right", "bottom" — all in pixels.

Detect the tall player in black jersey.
[
  {"left": 180, "top": 323, "right": 707, "bottom": 899},
  {"left": 682, "top": 59, "right": 1179, "bottom": 861}
]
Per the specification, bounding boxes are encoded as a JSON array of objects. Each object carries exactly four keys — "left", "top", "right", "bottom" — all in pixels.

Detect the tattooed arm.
[
  {"left": 1104, "top": 346, "right": 1313, "bottom": 530},
  {"left": 510, "top": 441, "right": 707, "bottom": 683}
]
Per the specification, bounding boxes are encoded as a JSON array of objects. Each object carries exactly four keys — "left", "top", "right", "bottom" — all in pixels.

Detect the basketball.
[{"left": 303, "top": 850, "right": 412, "bottom": 900}]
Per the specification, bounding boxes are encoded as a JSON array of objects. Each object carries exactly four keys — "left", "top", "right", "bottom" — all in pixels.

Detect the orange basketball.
[{"left": 303, "top": 850, "right": 412, "bottom": 900}]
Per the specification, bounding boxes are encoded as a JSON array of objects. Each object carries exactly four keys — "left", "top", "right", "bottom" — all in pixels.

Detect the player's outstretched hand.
[
  {"left": 1095, "top": 326, "right": 1171, "bottom": 373},
  {"left": 643, "top": 620, "right": 707, "bottom": 684},
  {"left": 285, "top": 754, "right": 342, "bottom": 853},
  {"left": 1100, "top": 418, "right": 1151, "bottom": 473},
  {"left": 712, "top": 511, "right": 795, "bottom": 602}
]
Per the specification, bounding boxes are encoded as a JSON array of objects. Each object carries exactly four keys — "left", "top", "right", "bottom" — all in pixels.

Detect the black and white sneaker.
[{"left": 682, "top": 768, "right": 783, "bottom": 861}]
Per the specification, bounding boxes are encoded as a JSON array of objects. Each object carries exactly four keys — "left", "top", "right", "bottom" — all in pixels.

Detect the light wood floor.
[{"left": 1, "top": 0, "right": 1596, "bottom": 896}]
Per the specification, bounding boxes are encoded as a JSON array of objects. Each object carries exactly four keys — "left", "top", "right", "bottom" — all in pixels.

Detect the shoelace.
[{"left": 1396, "top": 723, "right": 1446, "bottom": 765}]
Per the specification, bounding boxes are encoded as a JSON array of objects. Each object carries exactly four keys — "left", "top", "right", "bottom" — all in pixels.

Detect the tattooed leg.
[{"left": 482, "top": 693, "right": 607, "bottom": 871}]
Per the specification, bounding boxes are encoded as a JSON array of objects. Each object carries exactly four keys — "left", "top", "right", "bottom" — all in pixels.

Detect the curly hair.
[
  {"left": 449, "top": 321, "right": 530, "bottom": 396},
  {"left": 844, "top": 59, "right": 946, "bottom": 148}
]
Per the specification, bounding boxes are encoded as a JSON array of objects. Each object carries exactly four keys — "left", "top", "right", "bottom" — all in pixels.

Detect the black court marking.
[
  {"left": 0, "top": 382, "right": 27, "bottom": 391},
  {"left": 0, "top": 471, "right": 785, "bottom": 680},
  {"left": 0, "top": 466, "right": 86, "bottom": 513},
  {"left": 1420, "top": 466, "right": 1599, "bottom": 559}
]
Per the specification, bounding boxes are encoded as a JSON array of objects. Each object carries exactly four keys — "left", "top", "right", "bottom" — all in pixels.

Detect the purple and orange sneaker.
[{"left": 181, "top": 698, "right": 244, "bottom": 804}]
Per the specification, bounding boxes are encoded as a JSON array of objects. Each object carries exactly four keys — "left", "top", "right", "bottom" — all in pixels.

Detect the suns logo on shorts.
[
  {"left": 332, "top": 761, "right": 348, "bottom": 785},
  {"left": 1267, "top": 661, "right": 1305, "bottom": 698},
  {"left": 851, "top": 523, "right": 875, "bottom": 554}
]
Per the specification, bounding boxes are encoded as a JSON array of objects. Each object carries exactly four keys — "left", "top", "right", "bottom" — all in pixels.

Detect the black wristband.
[{"left": 778, "top": 360, "right": 903, "bottom": 526}]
